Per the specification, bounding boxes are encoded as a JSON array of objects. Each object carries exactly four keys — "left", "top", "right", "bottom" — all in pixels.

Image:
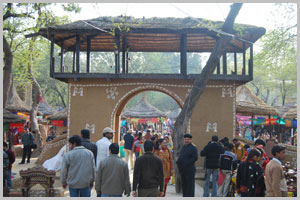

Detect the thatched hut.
[
  {"left": 47, "top": 109, "right": 67, "bottom": 136},
  {"left": 236, "top": 85, "right": 279, "bottom": 116},
  {"left": 3, "top": 109, "right": 26, "bottom": 124},
  {"left": 283, "top": 107, "right": 297, "bottom": 119},
  {"left": 122, "top": 95, "right": 166, "bottom": 118},
  {"left": 38, "top": 101, "right": 57, "bottom": 116}
]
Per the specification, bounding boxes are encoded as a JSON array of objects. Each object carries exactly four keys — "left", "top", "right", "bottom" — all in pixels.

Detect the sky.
[{"left": 55, "top": 3, "right": 284, "bottom": 31}]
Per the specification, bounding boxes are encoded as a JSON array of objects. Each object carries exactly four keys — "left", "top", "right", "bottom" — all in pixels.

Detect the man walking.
[
  {"left": 80, "top": 129, "right": 97, "bottom": 165},
  {"left": 95, "top": 143, "right": 131, "bottom": 197},
  {"left": 132, "top": 141, "right": 164, "bottom": 197},
  {"left": 3, "top": 142, "right": 15, "bottom": 189},
  {"left": 60, "top": 135, "right": 95, "bottom": 197},
  {"left": 96, "top": 127, "right": 115, "bottom": 170},
  {"left": 123, "top": 129, "right": 134, "bottom": 169},
  {"left": 19, "top": 128, "right": 34, "bottom": 164},
  {"left": 265, "top": 145, "right": 287, "bottom": 197},
  {"left": 200, "top": 135, "right": 225, "bottom": 197},
  {"left": 176, "top": 134, "right": 198, "bottom": 197}
]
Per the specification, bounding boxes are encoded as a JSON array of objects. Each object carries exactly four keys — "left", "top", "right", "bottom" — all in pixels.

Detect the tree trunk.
[
  {"left": 3, "top": 36, "right": 13, "bottom": 108},
  {"left": 281, "top": 80, "right": 286, "bottom": 106},
  {"left": 263, "top": 89, "right": 270, "bottom": 103},
  {"left": 53, "top": 86, "right": 67, "bottom": 108},
  {"left": 173, "top": 3, "right": 243, "bottom": 193}
]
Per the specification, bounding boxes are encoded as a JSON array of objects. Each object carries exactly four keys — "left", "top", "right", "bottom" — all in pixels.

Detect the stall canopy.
[
  {"left": 283, "top": 107, "right": 297, "bottom": 119},
  {"left": 5, "top": 81, "right": 31, "bottom": 113},
  {"left": 3, "top": 109, "right": 26, "bottom": 124},
  {"left": 236, "top": 85, "right": 279, "bottom": 116},
  {"left": 47, "top": 109, "right": 67, "bottom": 120},
  {"left": 122, "top": 94, "right": 166, "bottom": 118}
]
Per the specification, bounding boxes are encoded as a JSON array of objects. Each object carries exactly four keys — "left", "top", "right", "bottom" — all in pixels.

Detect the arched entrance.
[{"left": 112, "top": 87, "right": 184, "bottom": 143}]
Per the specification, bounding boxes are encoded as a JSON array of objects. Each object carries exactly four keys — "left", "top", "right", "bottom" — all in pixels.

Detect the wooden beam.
[
  {"left": 115, "top": 30, "right": 120, "bottom": 74},
  {"left": 126, "top": 52, "right": 129, "bottom": 73},
  {"left": 222, "top": 51, "right": 227, "bottom": 75},
  {"left": 56, "top": 34, "right": 76, "bottom": 43},
  {"left": 234, "top": 52, "right": 237, "bottom": 74},
  {"left": 76, "top": 34, "right": 80, "bottom": 73},
  {"left": 87, "top": 36, "right": 91, "bottom": 73},
  {"left": 249, "top": 43, "right": 253, "bottom": 79},
  {"left": 66, "top": 34, "right": 98, "bottom": 51},
  {"left": 242, "top": 42, "right": 246, "bottom": 75},
  {"left": 217, "top": 60, "right": 220, "bottom": 74},
  {"left": 60, "top": 41, "right": 64, "bottom": 73},
  {"left": 180, "top": 33, "right": 187, "bottom": 75},
  {"left": 122, "top": 34, "right": 127, "bottom": 74},
  {"left": 50, "top": 35, "right": 54, "bottom": 77},
  {"left": 72, "top": 51, "right": 75, "bottom": 73}
]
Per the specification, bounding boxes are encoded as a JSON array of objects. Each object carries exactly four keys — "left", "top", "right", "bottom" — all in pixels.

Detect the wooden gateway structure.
[{"left": 31, "top": 16, "right": 266, "bottom": 168}]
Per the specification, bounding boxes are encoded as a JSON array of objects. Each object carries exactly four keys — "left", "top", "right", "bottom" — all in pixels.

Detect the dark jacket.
[
  {"left": 236, "top": 160, "right": 264, "bottom": 197},
  {"left": 5, "top": 149, "right": 15, "bottom": 170},
  {"left": 21, "top": 132, "right": 34, "bottom": 146},
  {"left": 133, "top": 152, "right": 164, "bottom": 192},
  {"left": 124, "top": 134, "right": 134, "bottom": 150},
  {"left": 81, "top": 138, "right": 97, "bottom": 165},
  {"left": 200, "top": 141, "right": 224, "bottom": 169},
  {"left": 176, "top": 143, "right": 198, "bottom": 173}
]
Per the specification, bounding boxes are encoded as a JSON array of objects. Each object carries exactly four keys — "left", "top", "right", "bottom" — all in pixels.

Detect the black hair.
[
  {"left": 271, "top": 145, "right": 285, "bottom": 157},
  {"left": 81, "top": 129, "right": 90, "bottom": 139},
  {"left": 223, "top": 137, "right": 229, "bottom": 142},
  {"left": 151, "top": 136, "right": 156, "bottom": 141},
  {"left": 255, "top": 139, "right": 266, "bottom": 147},
  {"left": 226, "top": 143, "right": 234, "bottom": 151},
  {"left": 109, "top": 143, "right": 119, "bottom": 154},
  {"left": 233, "top": 138, "right": 238, "bottom": 142},
  {"left": 244, "top": 144, "right": 250, "bottom": 149},
  {"left": 212, "top": 135, "right": 218, "bottom": 142},
  {"left": 256, "top": 147, "right": 264, "bottom": 157},
  {"left": 3, "top": 142, "right": 8, "bottom": 147},
  {"left": 68, "top": 135, "right": 81, "bottom": 146},
  {"left": 246, "top": 148, "right": 261, "bottom": 161},
  {"left": 144, "top": 140, "right": 154, "bottom": 152},
  {"left": 154, "top": 138, "right": 164, "bottom": 150},
  {"left": 184, "top": 134, "right": 192, "bottom": 138}
]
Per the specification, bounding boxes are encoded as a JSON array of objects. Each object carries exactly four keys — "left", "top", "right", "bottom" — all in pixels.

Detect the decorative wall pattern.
[
  {"left": 106, "top": 87, "right": 119, "bottom": 100},
  {"left": 85, "top": 123, "right": 96, "bottom": 134},
  {"left": 72, "top": 87, "right": 83, "bottom": 96},
  {"left": 206, "top": 122, "right": 218, "bottom": 133}
]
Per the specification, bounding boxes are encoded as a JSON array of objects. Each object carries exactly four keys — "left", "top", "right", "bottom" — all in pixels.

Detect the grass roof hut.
[
  {"left": 47, "top": 109, "right": 67, "bottom": 121},
  {"left": 236, "top": 85, "right": 279, "bottom": 116},
  {"left": 38, "top": 101, "right": 57, "bottom": 116},
  {"left": 3, "top": 109, "right": 26, "bottom": 124},
  {"left": 283, "top": 107, "right": 297, "bottom": 119}
]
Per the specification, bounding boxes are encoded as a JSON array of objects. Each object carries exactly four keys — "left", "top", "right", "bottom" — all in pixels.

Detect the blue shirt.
[
  {"left": 224, "top": 150, "right": 237, "bottom": 161},
  {"left": 123, "top": 134, "right": 134, "bottom": 150}
]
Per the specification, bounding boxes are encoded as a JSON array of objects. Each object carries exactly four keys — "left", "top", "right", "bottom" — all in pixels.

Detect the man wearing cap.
[
  {"left": 123, "top": 129, "right": 134, "bottom": 169},
  {"left": 96, "top": 127, "right": 115, "bottom": 171},
  {"left": 265, "top": 145, "right": 287, "bottom": 197},
  {"left": 176, "top": 134, "right": 198, "bottom": 197},
  {"left": 81, "top": 129, "right": 97, "bottom": 165}
]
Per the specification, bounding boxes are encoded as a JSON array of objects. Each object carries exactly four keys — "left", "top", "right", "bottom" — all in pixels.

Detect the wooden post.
[
  {"left": 122, "top": 34, "right": 127, "bottom": 74},
  {"left": 222, "top": 51, "right": 227, "bottom": 75},
  {"left": 249, "top": 43, "right": 253, "bottom": 79},
  {"left": 234, "top": 52, "right": 237, "bottom": 74},
  {"left": 72, "top": 51, "right": 75, "bottom": 73},
  {"left": 76, "top": 34, "right": 80, "bottom": 73},
  {"left": 50, "top": 35, "right": 54, "bottom": 77},
  {"left": 180, "top": 33, "right": 187, "bottom": 75},
  {"left": 126, "top": 52, "right": 129, "bottom": 73},
  {"left": 217, "top": 60, "right": 220, "bottom": 74},
  {"left": 87, "top": 36, "right": 91, "bottom": 73},
  {"left": 242, "top": 42, "right": 246, "bottom": 75},
  {"left": 60, "top": 41, "right": 64, "bottom": 73},
  {"left": 251, "top": 115, "right": 254, "bottom": 140},
  {"left": 115, "top": 30, "right": 120, "bottom": 74}
]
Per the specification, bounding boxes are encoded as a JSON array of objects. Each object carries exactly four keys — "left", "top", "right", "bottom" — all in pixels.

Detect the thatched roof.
[
  {"left": 283, "top": 107, "right": 297, "bottom": 119},
  {"left": 5, "top": 82, "right": 31, "bottom": 113},
  {"left": 236, "top": 85, "right": 279, "bottom": 116},
  {"left": 3, "top": 109, "right": 26, "bottom": 124},
  {"left": 38, "top": 100, "right": 57, "bottom": 116},
  {"left": 122, "top": 94, "right": 166, "bottom": 118},
  {"left": 47, "top": 109, "right": 67, "bottom": 120},
  {"left": 37, "top": 16, "right": 266, "bottom": 53}
]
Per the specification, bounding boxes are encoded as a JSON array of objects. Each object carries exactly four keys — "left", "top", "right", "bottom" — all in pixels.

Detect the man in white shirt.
[{"left": 96, "top": 127, "right": 115, "bottom": 170}]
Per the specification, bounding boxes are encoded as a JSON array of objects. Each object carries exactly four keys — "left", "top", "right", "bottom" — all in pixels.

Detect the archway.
[{"left": 112, "top": 86, "right": 184, "bottom": 143}]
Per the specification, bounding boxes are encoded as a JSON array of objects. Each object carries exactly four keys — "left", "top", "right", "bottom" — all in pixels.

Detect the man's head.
[
  {"left": 272, "top": 145, "right": 286, "bottom": 160},
  {"left": 81, "top": 129, "right": 90, "bottom": 139},
  {"left": 184, "top": 134, "right": 193, "bottom": 145},
  {"left": 144, "top": 140, "right": 154, "bottom": 152},
  {"left": 255, "top": 138, "right": 266, "bottom": 147},
  {"left": 109, "top": 143, "right": 119, "bottom": 155},
  {"left": 3, "top": 142, "right": 8, "bottom": 150},
  {"left": 226, "top": 143, "right": 234, "bottom": 151},
  {"left": 147, "top": 129, "right": 151, "bottom": 134},
  {"left": 103, "top": 127, "right": 115, "bottom": 140},
  {"left": 232, "top": 138, "right": 238, "bottom": 145},
  {"left": 127, "top": 129, "right": 132, "bottom": 134},
  {"left": 223, "top": 137, "right": 229, "bottom": 143},
  {"left": 211, "top": 135, "right": 218, "bottom": 142},
  {"left": 68, "top": 135, "right": 81, "bottom": 150}
]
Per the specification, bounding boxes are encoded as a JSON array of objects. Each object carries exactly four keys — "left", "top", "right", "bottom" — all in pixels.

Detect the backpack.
[{"left": 219, "top": 154, "right": 234, "bottom": 170}]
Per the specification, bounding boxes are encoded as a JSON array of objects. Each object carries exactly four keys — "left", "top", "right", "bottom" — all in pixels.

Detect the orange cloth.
[{"left": 153, "top": 148, "right": 173, "bottom": 179}]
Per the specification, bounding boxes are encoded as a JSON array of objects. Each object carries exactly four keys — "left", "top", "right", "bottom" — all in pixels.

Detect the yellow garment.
[
  {"left": 171, "top": 171, "right": 175, "bottom": 184},
  {"left": 153, "top": 149, "right": 173, "bottom": 179},
  {"left": 232, "top": 143, "right": 245, "bottom": 161}
]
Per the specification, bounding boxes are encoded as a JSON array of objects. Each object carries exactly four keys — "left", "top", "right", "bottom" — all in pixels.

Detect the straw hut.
[
  {"left": 283, "top": 107, "right": 297, "bottom": 119},
  {"left": 5, "top": 81, "right": 31, "bottom": 113},
  {"left": 3, "top": 109, "right": 26, "bottom": 125},
  {"left": 236, "top": 85, "right": 279, "bottom": 116},
  {"left": 38, "top": 100, "right": 57, "bottom": 116},
  {"left": 47, "top": 109, "right": 67, "bottom": 136},
  {"left": 122, "top": 95, "right": 166, "bottom": 118},
  {"left": 167, "top": 108, "right": 181, "bottom": 120}
]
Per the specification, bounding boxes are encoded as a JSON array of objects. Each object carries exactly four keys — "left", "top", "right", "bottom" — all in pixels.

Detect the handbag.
[
  {"left": 30, "top": 142, "right": 37, "bottom": 149},
  {"left": 217, "top": 170, "right": 226, "bottom": 186}
]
